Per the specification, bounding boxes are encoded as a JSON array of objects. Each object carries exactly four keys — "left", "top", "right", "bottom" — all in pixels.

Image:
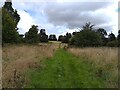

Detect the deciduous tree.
[{"left": 25, "top": 25, "right": 39, "bottom": 43}]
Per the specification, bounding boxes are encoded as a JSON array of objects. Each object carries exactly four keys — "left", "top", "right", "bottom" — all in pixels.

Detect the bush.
[
  {"left": 69, "top": 30, "right": 102, "bottom": 47},
  {"left": 106, "top": 40, "right": 118, "bottom": 47}
]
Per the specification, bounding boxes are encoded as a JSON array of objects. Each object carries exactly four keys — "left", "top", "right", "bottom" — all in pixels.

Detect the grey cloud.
[
  {"left": 9, "top": 0, "right": 115, "bottom": 36},
  {"left": 44, "top": 2, "right": 113, "bottom": 31}
]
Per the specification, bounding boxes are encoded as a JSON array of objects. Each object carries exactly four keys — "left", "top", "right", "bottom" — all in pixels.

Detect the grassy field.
[
  {"left": 2, "top": 43, "right": 118, "bottom": 88},
  {"left": 26, "top": 49, "right": 107, "bottom": 88},
  {"left": 2, "top": 43, "right": 57, "bottom": 88},
  {"left": 68, "top": 47, "right": 118, "bottom": 88}
]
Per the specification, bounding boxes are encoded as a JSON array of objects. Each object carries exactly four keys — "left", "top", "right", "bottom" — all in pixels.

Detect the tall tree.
[
  {"left": 117, "top": 30, "right": 120, "bottom": 46},
  {"left": 63, "top": 32, "right": 72, "bottom": 43},
  {"left": 71, "top": 30, "right": 101, "bottom": 47},
  {"left": 96, "top": 28, "right": 108, "bottom": 45},
  {"left": 82, "top": 22, "right": 94, "bottom": 31},
  {"left": 0, "top": 8, "right": 2, "bottom": 45},
  {"left": 108, "top": 32, "right": 116, "bottom": 41},
  {"left": 72, "top": 32, "right": 78, "bottom": 36},
  {"left": 69, "top": 22, "right": 101, "bottom": 47},
  {"left": 25, "top": 25, "right": 39, "bottom": 43},
  {"left": 96, "top": 28, "right": 107, "bottom": 36},
  {"left": 2, "top": 0, "right": 20, "bottom": 44},
  {"left": 3, "top": 0, "right": 20, "bottom": 25},
  {"left": 106, "top": 32, "right": 117, "bottom": 47},
  {"left": 49, "top": 34, "right": 57, "bottom": 41},
  {"left": 39, "top": 29, "right": 48, "bottom": 42},
  {"left": 58, "top": 35, "right": 63, "bottom": 41},
  {"left": 117, "top": 30, "right": 120, "bottom": 40}
]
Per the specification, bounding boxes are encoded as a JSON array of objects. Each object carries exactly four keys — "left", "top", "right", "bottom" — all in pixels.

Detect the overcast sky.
[{"left": 1, "top": 0, "right": 119, "bottom": 37}]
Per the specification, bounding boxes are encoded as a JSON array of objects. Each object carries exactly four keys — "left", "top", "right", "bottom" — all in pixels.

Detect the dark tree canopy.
[
  {"left": 82, "top": 22, "right": 94, "bottom": 31},
  {"left": 62, "top": 32, "right": 72, "bottom": 43},
  {"left": 58, "top": 32, "right": 72, "bottom": 43},
  {"left": 40, "top": 29, "right": 46, "bottom": 35},
  {"left": 3, "top": 1, "right": 20, "bottom": 25},
  {"left": 96, "top": 28, "right": 107, "bottom": 36},
  {"left": 108, "top": 32, "right": 116, "bottom": 41},
  {"left": 61, "top": 36, "right": 67, "bottom": 43},
  {"left": 66, "top": 32, "right": 72, "bottom": 39},
  {"left": 25, "top": 25, "right": 39, "bottom": 43},
  {"left": 58, "top": 35, "right": 64, "bottom": 41},
  {"left": 39, "top": 29, "right": 48, "bottom": 42},
  {"left": 70, "top": 30, "right": 101, "bottom": 47},
  {"left": 96, "top": 28, "right": 108, "bottom": 46},
  {"left": 2, "top": 0, "right": 20, "bottom": 44},
  {"left": 117, "top": 30, "right": 120, "bottom": 40},
  {"left": 107, "top": 32, "right": 117, "bottom": 47},
  {"left": 3, "top": 1, "right": 14, "bottom": 14},
  {"left": 72, "top": 32, "right": 78, "bottom": 36},
  {"left": 49, "top": 34, "right": 57, "bottom": 41},
  {"left": 117, "top": 30, "right": 120, "bottom": 47},
  {"left": 69, "top": 22, "right": 101, "bottom": 47}
]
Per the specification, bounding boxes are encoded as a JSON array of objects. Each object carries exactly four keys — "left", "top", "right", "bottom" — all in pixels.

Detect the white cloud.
[
  {"left": 97, "top": 1, "right": 118, "bottom": 36},
  {"left": 17, "top": 10, "right": 36, "bottom": 34}
]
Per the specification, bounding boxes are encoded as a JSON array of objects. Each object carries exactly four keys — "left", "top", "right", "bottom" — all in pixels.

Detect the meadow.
[
  {"left": 68, "top": 47, "right": 118, "bottom": 88},
  {"left": 2, "top": 0, "right": 119, "bottom": 88},
  {"left": 2, "top": 43, "right": 118, "bottom": 88},
  {"left": 2, "top": 43, "right": 57, "bottom": 88}
]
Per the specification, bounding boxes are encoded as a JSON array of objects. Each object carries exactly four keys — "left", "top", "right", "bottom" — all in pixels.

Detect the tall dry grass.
[
  {"left": 68, "top": 47, "right": 118, "bottom": 88},
  {"left": 2, "top": 43, "right": 58, "bottom": 88}
]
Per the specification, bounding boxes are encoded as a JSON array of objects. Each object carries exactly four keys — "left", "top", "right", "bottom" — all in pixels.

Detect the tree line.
[{"left": 2, "top": 1, "right": 120, "bottom": 47}]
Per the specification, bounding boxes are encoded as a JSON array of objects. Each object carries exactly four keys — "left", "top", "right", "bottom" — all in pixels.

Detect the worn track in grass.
[{"left": 26, "top": 49, "right": 107, "bottom": 88}]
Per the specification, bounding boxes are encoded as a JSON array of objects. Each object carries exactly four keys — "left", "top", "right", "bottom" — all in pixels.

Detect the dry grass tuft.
[
  {"left": 2, "top": 43, "right": 58, "bottom": 88},
  {"left": 68, "top": 47, "right": 118, "bottom": 88}
]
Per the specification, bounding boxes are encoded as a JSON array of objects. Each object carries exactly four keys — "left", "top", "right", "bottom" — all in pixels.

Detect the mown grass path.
[{"left": 26, "top": 49, "right": 106, "bottom": 88}]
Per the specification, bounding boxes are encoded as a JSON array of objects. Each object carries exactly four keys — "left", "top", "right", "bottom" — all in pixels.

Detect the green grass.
[{"left": 25, "top": 49, "right": 107, "bottom": 88}]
